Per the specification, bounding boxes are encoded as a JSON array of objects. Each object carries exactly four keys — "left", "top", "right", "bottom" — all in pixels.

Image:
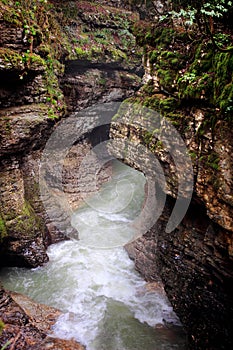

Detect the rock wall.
[
  {"left": 0, "top": 0, "right": 142, "bottom": 267},
  {"left": 0, "top": 1, "right": 142, "bottom": 347},
  {"left": 0, "top": 0, "right": 68, "bottom": 266},
  {"left": 61, "top": 60, "right": 142, "bottom": 112},
  {"left": 110, "top": 103, "right": 233, "bottom": 349},
  {"left": 2, "top": 1, "right": 232, "bottom": 349},
  {"left": 0, "top": 287, "right": 85, "bottom": 350},
  {"left": 109, "top": 20, "right": 233, "bottom": 350}
]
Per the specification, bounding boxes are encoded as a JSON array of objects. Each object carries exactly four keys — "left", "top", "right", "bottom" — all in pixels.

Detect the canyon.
[{"left": 0, "top": 1, "right": 232, "bottom": 349}]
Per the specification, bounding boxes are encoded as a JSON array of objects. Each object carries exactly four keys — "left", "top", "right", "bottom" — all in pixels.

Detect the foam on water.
[{"left": 0, "top": 160, "right": 186, "bottom": 349}]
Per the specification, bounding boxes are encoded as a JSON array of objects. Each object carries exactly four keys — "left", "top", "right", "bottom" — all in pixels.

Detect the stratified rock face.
[
  {"left": 155, "top": 199, "right": 233, "bottom": 349},
  {"left": 0, "top": 0, "right": 67, "bottom": 266},
  {"left": 54, "top": 0, "right": 143, "bottom": 112},
  {"left": 0, "top": 287, "right": 85, "bottom": 350},
  {"left": 0, "top": 0, "right": 142, "bottom": 267},
  {"left": 106, "top": 13, "right": 233, "bottom": 347},
  {"left": 128, "top": 196, "right": 233, "bottom": 349},
  {"left": 0, "top": 107, "right": 53, "bottom": 267},
  {"left": 61, "top": 60, "right": 142, "bottom": 112},
  {"left": 109, "top": 100, "right": 233, "bottom": 348}
]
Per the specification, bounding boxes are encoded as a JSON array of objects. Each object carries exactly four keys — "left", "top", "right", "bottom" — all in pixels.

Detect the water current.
[{"left": 0, "top": 160, "right": 186, "bottom": 349}]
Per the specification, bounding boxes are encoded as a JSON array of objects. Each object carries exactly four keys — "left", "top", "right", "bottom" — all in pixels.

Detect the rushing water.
[{"left": 0, "top": 161, "right": 186, "bottom": 349}]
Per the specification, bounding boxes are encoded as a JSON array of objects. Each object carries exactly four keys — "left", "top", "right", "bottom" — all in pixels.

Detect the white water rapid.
[{"left": 0, "top": 160, "right": 186, "bottom": 349}]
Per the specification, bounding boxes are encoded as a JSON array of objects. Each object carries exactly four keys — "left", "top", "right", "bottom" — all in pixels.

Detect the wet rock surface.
[
  {"left": 0, "top": 105, "right": 54, "bottom": 156},
  {"left": 0, "top": 1, "right": 141, "bottom": 347},
  {"left": 110, "top": 100, "right": 233, "bottom": 349},
  {"left": 155, "top": 199, "right": 233, "bottom": 349},
  {"left": 61, "top": 60, "right": 142, "bottom": 112},
  {"left": 1, "top": 1, "right": 232, "bottom": 349},
  {"left": 129, "top": 197, "right": 233, "bottom": 349},
  {"left": 0, "top": 287, "right": 85, "bottom": 349},
  {"left": 0, "top": 0, "right": 142, "bottom": 266}
]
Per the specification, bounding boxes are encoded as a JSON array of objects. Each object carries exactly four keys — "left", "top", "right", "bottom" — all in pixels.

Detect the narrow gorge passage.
[{"left": 0, "top": 160, "right": 186, "bottom": 350}]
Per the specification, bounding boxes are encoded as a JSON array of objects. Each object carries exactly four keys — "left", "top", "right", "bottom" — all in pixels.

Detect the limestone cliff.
[
  {"left": 109, "top": 13, "right": 233, "bottom": 350},
  {"left": 0, "top": 2, "right": 142, "bottom": 348},
  {"left": 0, "top": 0, "right": 142, "bottom": 267},
  {"left": 0, "top": 1, "right": 232, "bottom": 349}
]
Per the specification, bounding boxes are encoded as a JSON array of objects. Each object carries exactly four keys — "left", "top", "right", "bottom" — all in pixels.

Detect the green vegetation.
[
  {"left": 160, "top": 0, "right": 233, "bottom": 50},
  {"left": 126, "top": 1, "right": 232, "bottom": 190},
  {"left": 12, "top": 201, "right": 44, "bottom": 237},
  {"left": 177, "top": 44, "right": 233, "bottom": 115},
  {"left": 0, "top": 200, "right": 45, "bottom": 239},
  {"left": 0, "top": 0, "right": 68, "bottom": 119},
  {"left": 0, "top": 320, "right": 11, "bottom": 350},
  {"left": 0, "top": 321, "right": 4, "bottom": 334},
  {"left": 206, "top": 153, "right": 220, "bottom": 170},
  {"left": 0, "top": 0, "right": 142, "bottom": 119},
  {"left": 132, "top": 0, "right": 233, "bottom": 51},
  {"left": 132, "top": 17, "right": 233, "bottom": 118},
  {"left": 0, "top": 216, "right": 7, "bottom": 241},
  {"left": 51, "top": 0, "right": 141, "bottom": 65},
  {"left": 0, "top": 48, "right": 47, "bottom": 81},
  {"left": 143, "top": 130, "right": 165, "bottom": 153}
]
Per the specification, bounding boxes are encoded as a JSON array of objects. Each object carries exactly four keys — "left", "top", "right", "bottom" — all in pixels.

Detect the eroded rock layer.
[
  {"left": 0, "top": 0, "right": 232, "bottom": 349},
  {"left": 0, "top": 287, "right": 85, "bottom": 350},
  {"left": 0, "top": 1, "right": 142, "bottom": 348},
  {"left": 107, "top": 10, "right": 233, "bottom": 347},
  {"left": 0, "top": 0, "right": 142, "bottom": 267}
]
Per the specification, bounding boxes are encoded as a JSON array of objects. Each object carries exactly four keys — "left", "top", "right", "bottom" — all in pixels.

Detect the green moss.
[
  {"left": 0, "top": 216, "right": 7, "bottom": 241},
  {"left": 175, "top": 40, "right": 233, "bottom": 118},
  {"left": 189, "top": 151, "right": 197, "bottom": 161},
  {"left": 1, "top": 1, "right": 21, "bottom": 26},
  {"left": 158, "top": 50, "right": 184, "bottom": 70},
  {"left": 12, "top": 201, "right": 44, "bottom": 237},
  {"left": 191, "top": 43, "right": 214, "bottom": 74},
  {"left": 143, "top": 96, "right": 160, "bottom": 110},
  {"left": 151, "top": 27, "right": 175, "bottom": 47},
  {"left": 178, "top": 71, "right": 214, "bottom": 100},
  {"left": 166, "top": 112, "right": 184, "bottom": 124},
  {"left": 175, "top": 40, "right": 216, "bottom": 101},
  {"left": 138, "top": 92, "right": 179, "bottom": 118},
  {"left": 199, "top": 152, "right": 220, "bottom": 171},
  {"left": 54, "top": 1, "right": 140, "bottom": 65},
  {"left": 159, "top": 97, "right": 178, "bottom": 114},
  {"left": 42, "top": 56, "right": 66, "bottom": 119},
  {"left": 0, "top": 48, "right": 24, "bottom": 70},
  {"left": 219, "top": 84, "right": 233, "bottom": 116},
  {"left": 0, "top": 48, "right": 47, "bottom": 79},
  {"left": 0, "top": 0, "right": 69, "bottom": 119},
  {"left": 0, "top": 319, "right": 5, "bottom": 334},
  {"left": 142, "top": 129, "right": 166, "bottom": 153},
  {"left": 98, "top": 77, "right": 107, "bottom": 86},
  {"left": 207, "top": 153, "right": 220, "bottom": 170},
  {"left": 0, "top": 116, "right": 11, "bottom": 134},
  {"left": 75, "top": 47, "right": 89, "bottom": 59},
  {"left": 157, "top": 68, "right": 175, "bottom": 91},
  {"left": 141, "top": 80, "right": 155, "bottom": 95},
  {"left": 214, "top": 52, "right": 230, "bottom": 97},
  {"left": 133, "top": 23, "right": 189, "bottom": 53},
  {"left": 109, "top": 47, "right": 128, "bottom": 61},
  {"left": 1, "top": 200, "right": 43, "bottom": 238},
  {"left": 213, "top": 52, "right": 233, "bottom": 116},
  {"left": 148, "top": 50, "right": 158, "bottom": 64}
]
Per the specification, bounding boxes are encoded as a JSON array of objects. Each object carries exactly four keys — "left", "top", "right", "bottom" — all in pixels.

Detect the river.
[{"left": 0, "top": 160, "right": 186, "bottom": 349}]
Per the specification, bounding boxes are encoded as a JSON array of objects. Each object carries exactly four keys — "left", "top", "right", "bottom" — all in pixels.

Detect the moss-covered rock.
[
  {"left": 132, "top": 19, "right": 233, "bottom": 120},
  {"left": 0, "top": 48, "right": 46, "bottom": 72},
  {"left": 52, "top": 0, "right": 142, "bottom": 66},
  {"left": 0, "top": 0, "right": 69, "bottom": 119},
  {"left": 0, "top": 216, "right": 7, "bottom": 241}
]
